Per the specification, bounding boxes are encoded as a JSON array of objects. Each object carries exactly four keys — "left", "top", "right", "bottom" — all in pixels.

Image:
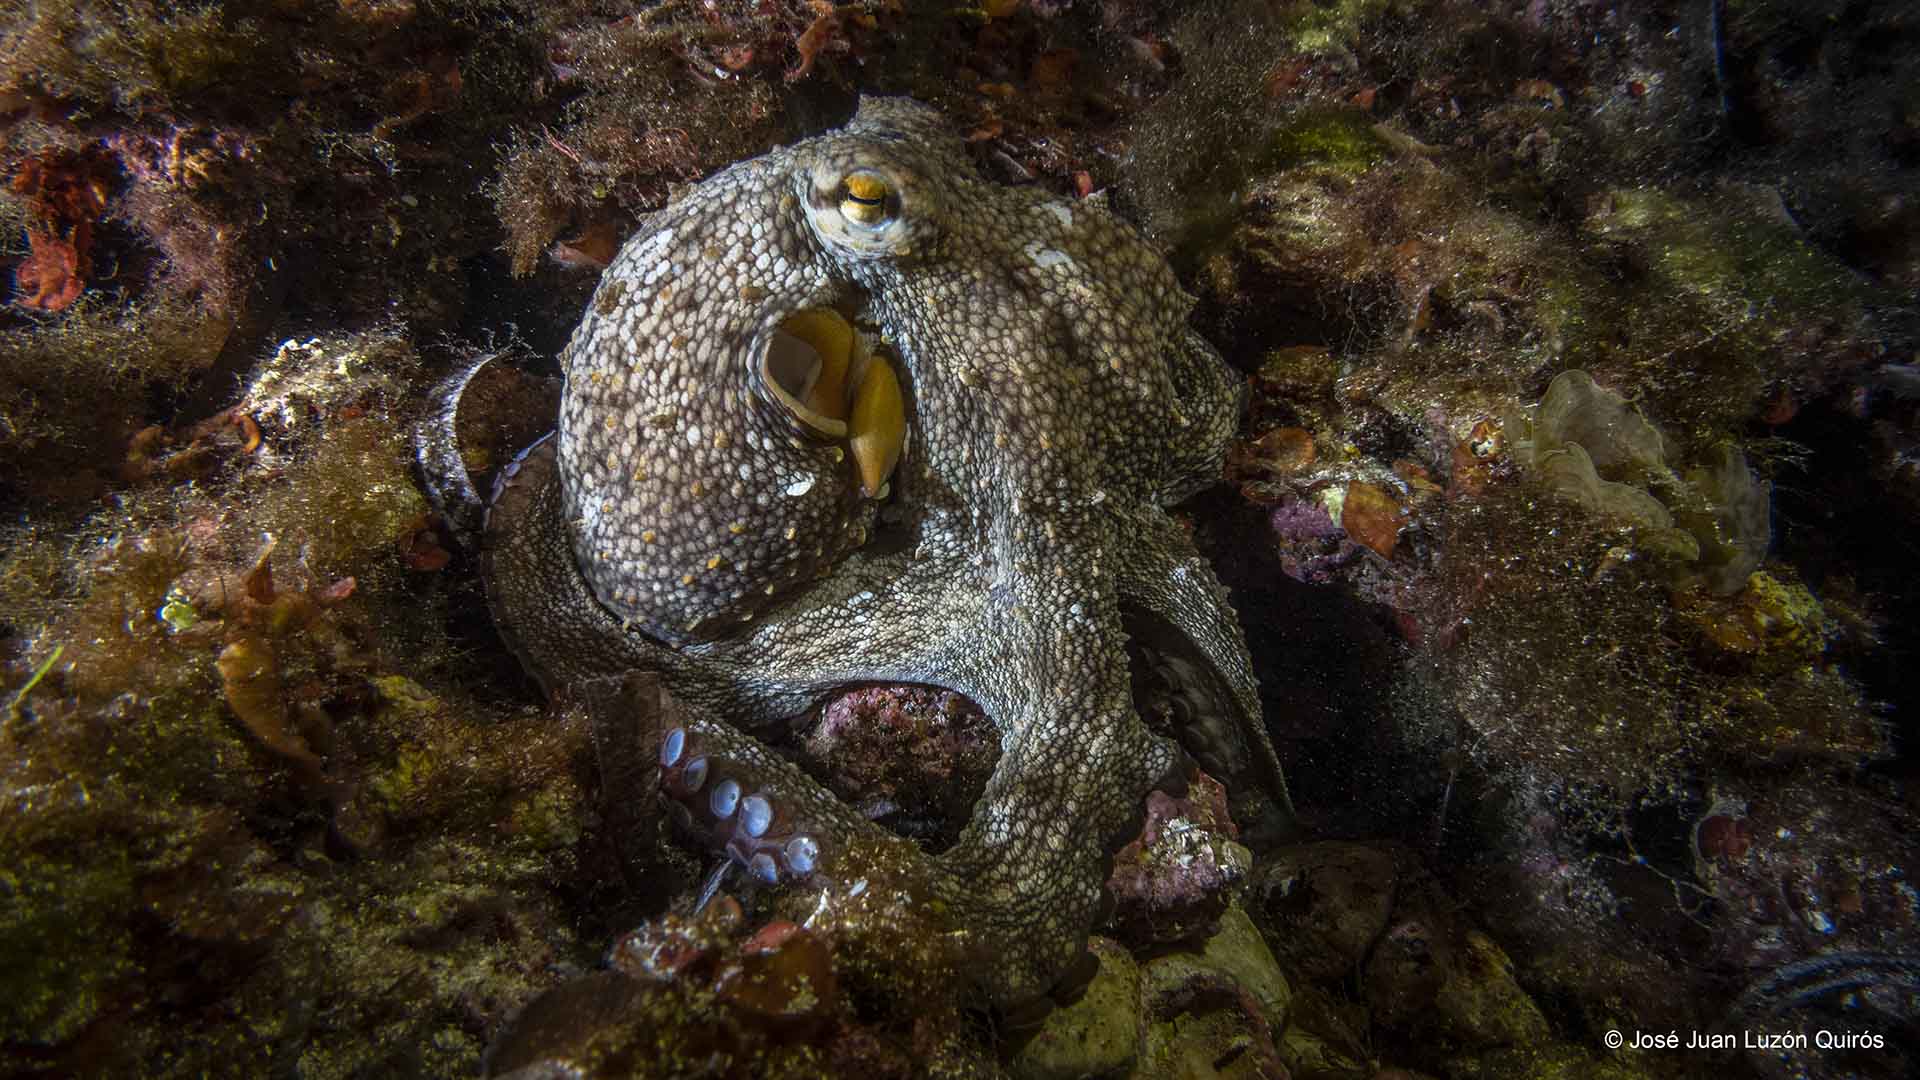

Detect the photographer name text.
[{"left": 1603, "top": 1028, "right": 1883, "bottom": 1051}]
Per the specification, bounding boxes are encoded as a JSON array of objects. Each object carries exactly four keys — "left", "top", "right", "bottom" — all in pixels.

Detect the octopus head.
[{"left": 553, "top": 115, "right": 948, "bottom": 645}]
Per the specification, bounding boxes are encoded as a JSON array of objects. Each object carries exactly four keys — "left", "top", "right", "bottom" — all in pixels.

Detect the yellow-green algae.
[
  {"left": 1261, "top": 109, "right": 1392, "bottom": 175},
  {"left": 0, "top": 333, "right": 603, "bottom": 1072},
  {"left": 1407, "top": 485, "right": 1880, "bottom": 801}
]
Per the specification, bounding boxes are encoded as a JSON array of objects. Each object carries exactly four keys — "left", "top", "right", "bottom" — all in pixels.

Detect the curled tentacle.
[
  {"left": 1114, "top": 504, "right": 1295, "bottom": 835},
  {"left": 413, "top": 352, "right": 507, "bottom": 545}
]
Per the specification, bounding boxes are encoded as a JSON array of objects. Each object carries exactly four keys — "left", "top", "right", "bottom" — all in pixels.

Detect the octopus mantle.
[{"left": 480, "top": 98, "right": 1288, "bottom": 1010}]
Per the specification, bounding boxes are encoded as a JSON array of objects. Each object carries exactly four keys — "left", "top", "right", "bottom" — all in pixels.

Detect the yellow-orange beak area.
[
  {"left": 765, "top": 308, "right": 907, "bottom": 499},
  {"left": 848, "top": 350, "right": 905, "bottom": 498},
  {"left": 782, "top": 308, "right": 856, "bottom": 422}
]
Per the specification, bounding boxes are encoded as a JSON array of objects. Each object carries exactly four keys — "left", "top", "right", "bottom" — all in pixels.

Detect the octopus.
[{"left": 475, "top": 98, "right": 1291, "bottom": 1013}]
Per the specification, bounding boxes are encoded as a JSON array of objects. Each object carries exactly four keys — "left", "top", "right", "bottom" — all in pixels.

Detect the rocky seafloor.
[{"left": 3, "top": 1, "right": 1918, "bottom": 1077}]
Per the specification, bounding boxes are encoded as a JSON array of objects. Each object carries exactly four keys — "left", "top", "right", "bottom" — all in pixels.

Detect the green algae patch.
[
  {"left": 0, "top": 325, "right": 611, "bottom": 1073},
  {"left": 1262, "top": 109, "right": 1391, "bottom": 175},
  {"left": 1589, "top": 186, "right": 1861, "bottom": 315},
  {"left": 257, "top": 417, "right": 428, "bottom": 578},
  {"left": 369, "top": 674, "right": 439, "bottom": 718},
  {"left": 1273, "top": 0, "right": 1397, "bottom": 56},
  {"left": 0, "top": 301, "right": 232, "bottom": 504},
  {"left": 509, "top": 785, "right": 585, "bottom": 854},
  {"left": 0, "top": 844, "right": 136, "bottom": 1045}
]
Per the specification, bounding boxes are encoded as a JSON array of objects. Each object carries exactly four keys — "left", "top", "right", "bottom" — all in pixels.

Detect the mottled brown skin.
[{"left": 482, "top": 98, "right": 1287, "bottom": 1008}]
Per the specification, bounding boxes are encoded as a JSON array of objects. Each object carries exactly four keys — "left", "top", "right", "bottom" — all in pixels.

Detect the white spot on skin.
[
  {"left": 785, "top": 476, "right": 816, "bottom": 497},
  {"left": 1026, "top": 241, "right": 1074, "bottom": 271},
  {"left": 1041, "top": 202, "right": 1072, "bottom": 229}
]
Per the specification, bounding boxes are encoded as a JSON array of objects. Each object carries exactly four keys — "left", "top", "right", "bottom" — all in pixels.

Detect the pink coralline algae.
[
  {"left": 1105, "top": 771, "right": 1250, "bottom": 946},
  {"left": 794, "top": 685, "right": 999, "bottom": 845}
]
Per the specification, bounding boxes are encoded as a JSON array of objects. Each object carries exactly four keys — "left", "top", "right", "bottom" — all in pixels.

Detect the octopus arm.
[
  {"left": 1157, "top": 329, "right": 1247, "bottom": 505},
  {"left": 485, "top": 436, "right": 981, "bottom": 720},
  {"left": 1110, "top": 503, "right": 1295, "bottom": 837}
]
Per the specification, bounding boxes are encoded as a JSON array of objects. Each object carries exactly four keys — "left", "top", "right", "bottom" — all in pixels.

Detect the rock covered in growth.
[
  {"left": 1250, "top": 841, "right": 1664, "bottom": 1078},
  {"left": 1105, "top": 770, "right": 1251, "bottom": 947},
  {"left": 1138, "top": 905, "right": 1292, "bottom": 1079},
  {"left": 1013, "top": 905, "right": 1299, "bottom": 1080},
  {"left": 1254, "top": 841, "right": 1398, "bottom": 986},
  {"left": 793, "top": 684, "right": 999, "bottom": 848},
  {"left": 0, "top": 331, "right": 601, "bottom": 1074},
  {"left": 1508, "top": 369, "right": 1772, "bottom": 595},
  {"left": 485, "top": 889, "right": 998, "bottom": 1080},
  {"left": 1009, "top": 938, "right": 1142, "bottom": 1080}
]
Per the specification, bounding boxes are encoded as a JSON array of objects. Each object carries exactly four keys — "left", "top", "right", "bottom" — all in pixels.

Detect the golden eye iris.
[{"left": 838, "top": 172, "right": 892, "bottom": 227}]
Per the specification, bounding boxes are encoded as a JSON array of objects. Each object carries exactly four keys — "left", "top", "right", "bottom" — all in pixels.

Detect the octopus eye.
[{"left": 836, "top": 170, "right": 896, "bottom": 230}]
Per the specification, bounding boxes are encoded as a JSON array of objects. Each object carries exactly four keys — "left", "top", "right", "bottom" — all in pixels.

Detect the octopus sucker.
[{"left": 470, "top": 97, "right": 1292, "bottom": 1011}]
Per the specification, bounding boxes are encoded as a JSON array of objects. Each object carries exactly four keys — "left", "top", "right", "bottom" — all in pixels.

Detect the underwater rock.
[
  {"left": 1010, "top": 937, "right": 1141, "bottom": 1080},
  {"left": 1367, "top": 918, "right": 1550, "bottom": 1052},
  {"left": 1262, "top": 496, "right": 1360, "bottom": 586},
  {"left": 1150, "top": 905, "right": 1292, "bottom": 1036},
  {"left": 1444, "top": 1043, "right": 1654, "bottom": 1080},
  {"left": 1692, "top": 771, "right": 1920, "bottom": 979},
  {"left": 1253, "top": 841, "right": 1397, "bottom": 986},
  {"left": 487, "top": 883, "right": 1002, "bottom": 1080},
  {"left": 1012, "top": 905, "right": 1301, "bottom": 1079},
  {"left": 1139, "top": 905, "right": 1292, "bottom": 1079}
]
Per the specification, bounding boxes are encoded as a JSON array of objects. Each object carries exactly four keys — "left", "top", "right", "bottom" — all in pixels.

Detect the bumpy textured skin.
[{"left": 482, "top": 98, "right": 1288, "bottom": 1008}]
